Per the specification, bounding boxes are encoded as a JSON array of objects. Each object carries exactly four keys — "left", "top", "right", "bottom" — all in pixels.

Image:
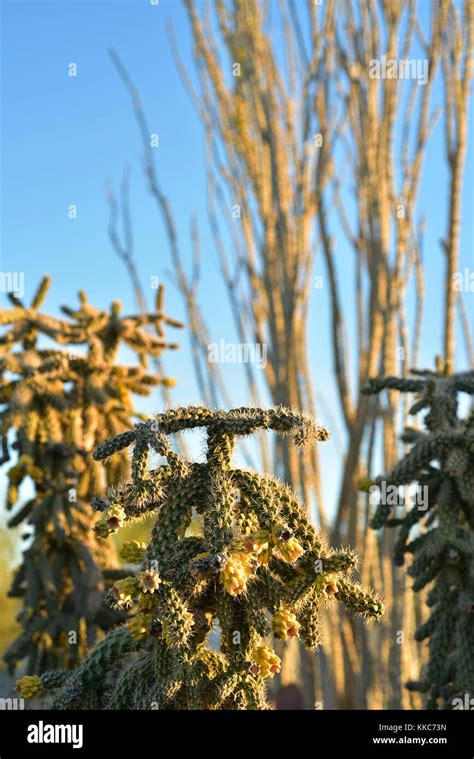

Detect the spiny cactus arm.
[
  {"left": 123, "top": 311, "right": 184, "bottom": 330},
  {"left": 0, "top": 308, "right": 32, "bottom": 326},
  {"left": 363, "top": 376, "right": 425, "bottom": 394},
  {"left": 424, "top": 613, "right": 453, "bottom": 700},
  {"left": 234, "top": 470, "right": 322, "bottom": 551},
  {"left": 141, "top": 425, "right": 190, "bottom": 472},
  {"left": 0, "top": 430, "right": 10, "bottom": 464},
  {"left": 224, "top": 406, "right": 329, "bottom": 445},
  {"left": 400, "top": 426, "right": 427, "bottom": 444},
  {"left": 321, "top": 548, "right": 358, "bottom": 573},
  {"left": 334, "top": 577, "right": 384, "bottom": 619},
  {"left": 93, "top": 429, "right": 138, "bottom": 460},
  {"left": 122, "top": 376, "right": 164, "bottom": 396},
  {"left": 415, "top": 605, "right": 446, "bottom": 642},
  {"left": 95, "top": 405, "right": 327, "bottom": 468},
  {"left": 130, "top": 433, "right": 150, "bottom": 482},
  {"left": 147, "top": 641, "right": 177, "bottom": 709},
  {"left": 405, "top": 529, "right": 438, "bottom": 559},
  {"left": 123, "top": 328, "right": 180, "bottom": 356},
  {"left": 145, "top": 405, "right": 328, "bottom": 444},
  {"left": 92, "top": 424, "right": 189, "bottom": 475},
  {"left": 157, "top": 585, "right": 195, "bottom": 648},
  {"left": 392, "top": 504, "right": 429, "bottom": 565},
  {"left": 457, "top": 614, "right": 474, "bottom": 693},
  {"left": 385, "top": 439, "right": 438, "bottom": 485},
  {"left": 207, "top": 671, "right": 241, "bottom": 709},
  {"left": 16, "top": 668, "right": 70, "bottom": 702},
  {"left": 410, "top": 555, "right": 445, "bottom": 592},
  {"left": 61, "top": 291, "right": 104, "bottom": 321},
  {"left": 109, "top": 655, "right": 148, "bottom": 709},
  {"left": 162, "top": 536, "right": 208, "bottom": 581},
  {"left": 5, "top": 289, "right": 24, "bottom": 308},
  {"left": 252, "top": 567, "right": 290, "bottom": 609},
  {"left": 452, "top": 373, "right": 474, "bottom": 394},
  {"left": 30, "top": 275, "right": 52, "bottom": 309},
  {"left": 239, "top": 674, "right": 269, "bottom": 709},
  {"left": 147, "top": 480, "right": 194, "bottom": 568},
  {"left": 286, "top": 548, "right": 358, "bottom": 606},
  {"left": 43, "top": 626, "right": 138, "bottom": 708},
  {"left": 297, "top": 589, "right": 321, "bottom": 650},
  {"left": 4, "top": 628, "right": 35, "bottom": 673},
  {"left": 29, "top": 313, "right": 81, "bottom": 342},
  {"left": 111, "top": 653, "right": 157, "bottom": 710},
  {"left": 243, "top": 586, "right": 271, "bottom": 637},
  {"left": 7, "top": 497, "right": 38, "bottom": 528},
  {"left": 204, "top": 468, "right": 236, "bottom": 553}
]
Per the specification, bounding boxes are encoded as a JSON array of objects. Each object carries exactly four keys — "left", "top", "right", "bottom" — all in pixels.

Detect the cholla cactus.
[
  {"left": 0, "top": 277, "right": 181, "bottom": 673},
  {"left": 33, "top": 406, "right": 383, "bottom": 710},
  {"left": 363, "top": 366, "right": 474, "bottom": 709}
]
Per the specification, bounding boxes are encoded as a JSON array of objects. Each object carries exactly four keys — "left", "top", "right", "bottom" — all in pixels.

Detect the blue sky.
[{"left": 1, "top": 0, "right": 473, "bottom": 526}]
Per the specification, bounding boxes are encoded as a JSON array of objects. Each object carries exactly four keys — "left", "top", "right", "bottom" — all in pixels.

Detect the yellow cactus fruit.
[
  {"left": 242, "top": 530, "right": 271, "bottom": 565},
  {"left": 110, "top": 576, "right": 139, "bottom": 606},
  {"left": 249, "top": 645, "right": 281, "bottom": 679},
  {"left": 273, "top": 527, "right": 304, "bottom": 563},
  {"left": 220, "top": 551, "right": 255, "bottom": 596},
  {"left": 126, "top": 612, "right": 153, "bottom": 640},
  {"left": 138, "top": 568, "right": 161, "bottom": 594},
  {"left": 272, "top": 608, "right": 300, "bottom": 640},
  {"left": 120, "top": 541, "right": 147, "bottom": 563},
  {"left": 16, "top": 675, "right": 43, "bottom": 700}
]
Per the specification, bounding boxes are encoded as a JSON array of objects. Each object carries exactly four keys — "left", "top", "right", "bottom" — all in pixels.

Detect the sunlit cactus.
[
  {"left": 363, "top": 365, "right": 474, "bottom": 709},
  {"left": 32, "top": 405, "right": 383, "bottom": 710},
  {"left": 0, "top": 276, "right": 181, "bottom": 674}
]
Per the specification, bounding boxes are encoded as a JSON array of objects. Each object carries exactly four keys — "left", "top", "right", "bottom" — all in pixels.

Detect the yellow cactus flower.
[
  {"left": 242, "top": 530, "right": 271, "bottom": 565},
  {"left": 138, "top": 568, "right": 161, "bottom": 593},
  {"left": 110, "top": 576, "right": 139, "bottom": 606}
]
